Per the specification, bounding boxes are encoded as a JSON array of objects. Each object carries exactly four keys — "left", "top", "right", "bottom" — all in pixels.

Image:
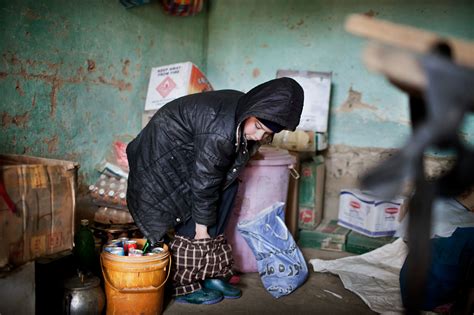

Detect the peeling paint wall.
[
  {"left": 206, "top": 1, "right": 474, "bottom": 218},
  {"left": 206, "top": 0, "right": 474, "bottom": 149},
  {"left": 0, "top": 1, "right": 207, "bottom": 184},
  {"left": 1, "top": 1, "right": 473, "bottom": 213}
]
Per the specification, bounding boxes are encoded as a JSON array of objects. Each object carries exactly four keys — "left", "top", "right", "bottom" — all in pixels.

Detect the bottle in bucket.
[
  {"left": 118, "top": 237, "right": 129, "bottom": 247},
  {"left": 123, "top": 240, "right": 137, "bottom": 255},
  {"left": 109, "top": 247, "right": 125, "bottom": 256},
  {"left": 104, "top": 245, "right": 118, "bottom": 253},
  {"left": 151, "top": 247, "right": 164, "bottom": 254},
  {"left": 107, "top": 239, "right": 122, "bottom": 247},
  {"left": 101, "top": 242, "right": 170, "bottom": 314},
  {"left": 128, "top": 248, "right": 143, "bottom": 256}
]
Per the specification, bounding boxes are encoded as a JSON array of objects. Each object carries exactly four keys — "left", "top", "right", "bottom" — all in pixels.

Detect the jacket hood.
[{"left": 235, "top": 77, "right": 304, "bottom": 131}]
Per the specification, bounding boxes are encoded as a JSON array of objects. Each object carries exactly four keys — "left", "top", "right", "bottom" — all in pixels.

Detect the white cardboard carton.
[
  {"left": 144, "top": 61, "right": 213, "bottom": 111},
  {"left": 276, "top": 70, "right": 332, "bottom": 132},
  {"left": 337, "top": 189, "right": 404, "bottom": 237}
]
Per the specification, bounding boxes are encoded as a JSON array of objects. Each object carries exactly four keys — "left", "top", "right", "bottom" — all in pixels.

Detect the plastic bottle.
[
  {"left": 119, "top": 192, "right": 127, "bottom": 207},
  {"left": 118, "top": 184, "right": 126, "bottom": 192},
  {"left": 107, "top": 190, "right": 117, "bottom": 205},
  {"left": 89, "top": 185, "right": 98, "bottom": 199},
  {"left": 74, "top": 219, "right": 97, "bottom": 274}
]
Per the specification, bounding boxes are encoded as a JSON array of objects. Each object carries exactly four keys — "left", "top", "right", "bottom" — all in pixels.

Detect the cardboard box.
[
  {"left": 298, "top": 219, "right": 350, "bottom": 251},
  {"left": 0, "top": 155, "right": 78, "bottom": 267},
  {"left": 276, "top": 70, "right": 332, "bottom": 132},
  {"left": 144, "top": 61, "right": 213, "bottom": 111},
  {"left": 272, "top": 131, "right": 328, "bottom": 152},
  {"left": 337, "top": 189, "right": 404, "bottom": 237},
  {"left": 298, "top": 155, "right": 325, "bottom": 230},
  {"left": 345, "top": 230, "right": 396, "bottom": 255}
]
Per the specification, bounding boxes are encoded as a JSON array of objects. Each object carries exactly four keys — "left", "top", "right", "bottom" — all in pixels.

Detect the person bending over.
[{"left": 126, "top": 77, "right": 304, "bottom": 304}]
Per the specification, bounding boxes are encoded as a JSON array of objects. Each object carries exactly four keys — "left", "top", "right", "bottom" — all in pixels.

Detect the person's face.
[{"left": 243, "top": 117, "right": 273, "bottom": 142}]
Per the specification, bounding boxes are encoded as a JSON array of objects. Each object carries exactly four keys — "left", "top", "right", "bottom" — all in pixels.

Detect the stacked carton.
[
  {"left": 345, "top": 230, "right": 396, "bottom": 254},
  {"left": 298, "top": 156, "right": 325, "bottom": 230},
  {"left": 272, "top": 70, "right": 331, "bottom": 155},
  {"left": 337, "top": 189, "right": 405, "bottom": 237},
  {"left": 299, "top": 220, "right": 350, "bottom": 251},
  {"left": 271, "top": 70, "right": 332, "bottom": 244},
  {"left": 0, "top": 155, "right": 78, "bottom": 267}
]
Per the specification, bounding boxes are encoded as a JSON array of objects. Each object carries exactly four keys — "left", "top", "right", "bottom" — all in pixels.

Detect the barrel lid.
[
  {"left": 248, "top": 146, "right": 296, "bottom": 166},
  {"left": 64, "top": 273, "right": 101, "bottom": 291}
]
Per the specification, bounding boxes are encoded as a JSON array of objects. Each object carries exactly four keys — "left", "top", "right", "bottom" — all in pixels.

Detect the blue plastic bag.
[{"left": 237, "top": 202, "right": 308, "bottom": 298}]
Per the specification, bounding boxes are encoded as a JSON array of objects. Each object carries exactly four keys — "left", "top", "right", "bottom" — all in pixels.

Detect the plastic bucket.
[
  {"left": 225, "top": 146, "right": 298, "bottom": 272},
  {"left": 101, "top": 240, "right": 171, "bottom": 315}
]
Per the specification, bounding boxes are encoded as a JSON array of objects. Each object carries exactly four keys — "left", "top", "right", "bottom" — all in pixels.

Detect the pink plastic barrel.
[{"left": 225, "top": 146, "right": 296, "bottom": 273}]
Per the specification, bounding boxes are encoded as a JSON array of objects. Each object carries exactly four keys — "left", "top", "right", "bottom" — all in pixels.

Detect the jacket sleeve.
[{"left": 191, "top": 133, "right": 235, "bottom": 226}]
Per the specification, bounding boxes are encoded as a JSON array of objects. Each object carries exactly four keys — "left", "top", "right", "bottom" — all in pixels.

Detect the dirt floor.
[
  {"left": 162, "top": 248, "right": 376, "bottom": 314},
  {"left": 75, "top": 197, "right": 377, "bottom": 314}
]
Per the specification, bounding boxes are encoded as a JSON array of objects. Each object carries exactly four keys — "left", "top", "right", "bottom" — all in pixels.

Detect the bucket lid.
[
  {"left": 248, "top": 146, "right": 296, "bottom": 166},
  {"left": 64, "top": 273, "right": 101, "bottom": 291}
]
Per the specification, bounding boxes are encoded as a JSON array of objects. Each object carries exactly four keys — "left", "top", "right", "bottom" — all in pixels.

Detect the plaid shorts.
[{"left": 169, "top": 234, "right": 234, "bottom": 296}]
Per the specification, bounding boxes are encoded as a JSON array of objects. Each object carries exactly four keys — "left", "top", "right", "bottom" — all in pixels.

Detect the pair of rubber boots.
[{"left": 175, "top": 279, "right": 241, "bottom": 304}]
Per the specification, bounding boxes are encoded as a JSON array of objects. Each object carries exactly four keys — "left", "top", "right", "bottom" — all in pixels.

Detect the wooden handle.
[
  {"left": 363, "top": 42, "right": 426, "bottom": 89},
  {"left": 345, "top": 14, "right": 474, "bottom": 69}
]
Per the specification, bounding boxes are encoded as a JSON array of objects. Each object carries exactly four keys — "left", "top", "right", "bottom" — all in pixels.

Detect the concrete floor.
[
  {"left": 162, "top": 248, "right": 376, "bottom": 314},
  {"left": 76, "top": 198, "right": 376, "bottom": 314}
]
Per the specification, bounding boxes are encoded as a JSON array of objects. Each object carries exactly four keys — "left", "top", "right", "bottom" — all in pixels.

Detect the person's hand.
[{"left": 194, "top": 223, "right": 210, "bottom": 239}]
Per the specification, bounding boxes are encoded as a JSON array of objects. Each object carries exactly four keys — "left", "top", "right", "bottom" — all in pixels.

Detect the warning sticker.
[{"left": 156, "top": 76, "right": 177, "bottom": 98}]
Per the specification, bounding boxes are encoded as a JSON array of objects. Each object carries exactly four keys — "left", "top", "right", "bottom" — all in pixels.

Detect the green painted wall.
[
  {"left": 0, "top": 0, "right": 208, "bottom": 184},
  {"left": 206, "top": 0, "right": 474, "bottom": 150},
  {"left": 2, "top": 0, "right": 473, "bottom": 187}
]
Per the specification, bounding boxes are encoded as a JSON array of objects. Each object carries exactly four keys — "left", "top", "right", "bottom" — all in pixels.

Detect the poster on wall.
[{"left": 276, "top": 70, "right": 332, "bottom": 133}]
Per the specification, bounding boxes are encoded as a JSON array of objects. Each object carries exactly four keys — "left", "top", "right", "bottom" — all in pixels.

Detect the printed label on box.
[
  {"left": 338, "top": 189, "right": 404, "bottom": 237},
  {"left": 31, "top": 235, "right": 46, "bottom": 257}
]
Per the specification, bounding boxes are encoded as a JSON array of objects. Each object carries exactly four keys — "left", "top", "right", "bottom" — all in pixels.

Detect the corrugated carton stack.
[
  {"left": 298, "top": 155, "right": 325, "bottom": 230},
  {"left": 336, "top": 189, "right": 402, "bottom": 254},
  {"left": 0, "top": 155, "right": 78, "bottom": 268},
  {"left": 299, "top": 220, "right": 350, "bottom": 251},
  {"left": 337, "top": 189, "right": 404, "bottom": 237},
  {"left": 272, "top": 71, "right": 400, "bottom": 255},
  {"left": 269, "top": 70, "right": 332, "bottom": 243}
]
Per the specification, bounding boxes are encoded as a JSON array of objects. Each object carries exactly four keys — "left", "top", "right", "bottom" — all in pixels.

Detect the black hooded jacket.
[{"left": 126, "top": 77, "right": 304, "bottom": 243}]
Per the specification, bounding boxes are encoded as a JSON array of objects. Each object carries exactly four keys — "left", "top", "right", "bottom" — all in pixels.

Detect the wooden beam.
[
  {"left": 345, "top": 14, "right": 474, "bottom": 70},
  {"left": 363, "top": 42, "right": 426, "bottom": 89}
]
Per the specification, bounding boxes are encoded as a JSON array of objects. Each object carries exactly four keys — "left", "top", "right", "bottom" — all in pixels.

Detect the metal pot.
[{"left": 63, "top": 272, "right": 105, "bottom": 315}]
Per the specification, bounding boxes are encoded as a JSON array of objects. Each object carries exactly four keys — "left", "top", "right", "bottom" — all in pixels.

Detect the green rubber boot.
[
  {"left": 175, "top": 288, "right": 223, "bottom": 305},
  {"left": 203, "top": 279, "right": 242, "bottom": 299}
]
